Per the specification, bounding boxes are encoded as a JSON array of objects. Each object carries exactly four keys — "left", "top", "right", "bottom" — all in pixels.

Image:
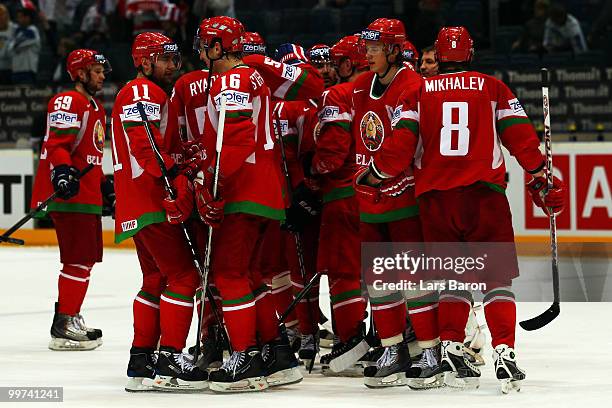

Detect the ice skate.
[
  {"left": 440, "top": 340, "right": 481, "bottom": 389},
  {"left": 262, "top": 339, "right": 303, "bottom": 386},
  {"left": 363, "top": 339, "right": 411, "bottom": 388},
  {"left": 493, "top": 344, "right": 525, "bottom": 394},
  {"left": 406, "top": 344, "right": 445, "bottom": 390},
  {"left": 125, "top": 347, "right": 157, "bottom": 392},
  {"left": 209, "top": 347, "right": 268, "bottom": 393},
  {"left": 153, "top": 347, "right": 208, "bottom": 392},
  {"left": 188, "top": 325, "right": 225, "bottom": 370},
  {"left": 323, "top": 323, "right": 370, "bottom": 373},
  {"left": 49, "top": 311, "right": 100, "bottom": 351}
]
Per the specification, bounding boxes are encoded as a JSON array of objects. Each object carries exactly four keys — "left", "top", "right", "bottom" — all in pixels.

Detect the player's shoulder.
[
  {"left": 175, "top": 69, "right": 210, "bottom": 86},
  {"left": 326, "top": 81, "right": 354, "bottom": 102},
  {"left": 242, "top": 53, "right": 266, "bottom": 68},
  {"left": 48, "top": 90, "right": 88, "bottom": 112},
  {"left": 353, "top": 71, "right": 375, "bottom": 92}
]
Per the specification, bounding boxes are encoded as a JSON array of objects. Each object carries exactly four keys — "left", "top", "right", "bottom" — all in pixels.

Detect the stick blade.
[
  {"left": 0, "top": 235, "right": 25, "bottom": 245},
  {"left": 519, "top": 302, "right": 560, "bottom": 331}
]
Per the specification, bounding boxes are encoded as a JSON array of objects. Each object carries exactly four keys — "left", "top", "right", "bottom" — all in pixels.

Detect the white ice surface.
[{"left": 0, "top": 247, "right": 611, "bottom": 408}]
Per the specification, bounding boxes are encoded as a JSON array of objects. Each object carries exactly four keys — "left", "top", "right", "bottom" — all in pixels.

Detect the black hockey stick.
[
  {"left": 519, "top": 68, "right": 560, "bottom": 331},
  {"left": 273, "top": 105, "right": 319, "bottom": 372},
  {"left": 0, "top": 163, "right": 95, "bottom": 245},
  {"left": 135, "top": 101, "right": 231, "bottom": 361}
]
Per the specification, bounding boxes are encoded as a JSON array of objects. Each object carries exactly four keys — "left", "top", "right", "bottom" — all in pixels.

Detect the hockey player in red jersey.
[
  {"left": 365, "top": 26, "right": 566, "bottom": 392},
  {"left": 352, "top": 18, "right": 441, "bottom": 387},
  {"left": 241, "top": 31, "right": 266, "bottom": 56},
  {"left": 31, "top": 49, "right": 111, "bottom": 352},
  {"left": 194, "top": 16, "right": 301, "bottom": 392},
  {"left": 112, "top": 32, "right": 208, "bottom": 392},
  {"left": 402, "top": 40, "right": 419, "bottom": 71},
  {"left": 301, "top": 35, "right": 370, "bottom": 375}
]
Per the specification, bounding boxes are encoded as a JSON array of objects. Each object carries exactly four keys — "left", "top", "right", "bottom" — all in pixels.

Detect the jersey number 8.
[{"left": 440, "top": 101, "right": 469, "bottom": 156}]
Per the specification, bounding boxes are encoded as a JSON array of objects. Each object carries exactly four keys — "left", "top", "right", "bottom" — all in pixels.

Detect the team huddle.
[{"left": 31, "top": 14, "right": 566, "bottom": 395}]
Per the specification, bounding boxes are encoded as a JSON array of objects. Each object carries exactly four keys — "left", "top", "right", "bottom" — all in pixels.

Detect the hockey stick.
[
  {"left": 195, "top": 93, "right": 228, "bottom": 361},
  {"left": 272, "top": 106, "right": 319, "bottom": 372},
  {"left": 519, "top": 68, "right": 560, "bottom": 331},
  {"left": 135, "top": 100, "right": 230, "bottom": 362},
  {"left": 0, "top": 163, "right": 95, "bottom": 245},
  {"left": 174, "top": 65, "right": 231, "bottom": 358}
]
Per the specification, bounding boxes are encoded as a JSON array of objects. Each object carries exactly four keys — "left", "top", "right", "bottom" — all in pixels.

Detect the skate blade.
[
  {"left": 209, "top": 377, "right": 268, "bottom": 393},
  {"left": 152, "top": 375, "right": 208, "bottom": 392},
  {"left": 329, "top": 340, "right": 370, "bottom": 373},
  {"left": 266, "top": 367, "right": 303, "bottom": 387},
  {"left": 364, "top": 372, "right": 407, "bottom": 388},
  {"left": 407, "top": 373, "right": 445, "bottom": 390},
  {"left": 125, "top": 377, "right": 156, "bottom": 392},
  {"left": 500, "top": 379, "right": 522, "bottom": 394},
  {"left": 443, "top": 372, "right": 480, "bottom": 389},
  {"left": 48, "top": 337, "right": 99, "bottom": 351},
  {"left": 322, "top": 364, "right": 364, "bottom": 378}
]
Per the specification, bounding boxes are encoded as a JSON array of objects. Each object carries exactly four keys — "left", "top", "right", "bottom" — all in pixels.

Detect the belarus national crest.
[
  {"left": 360, "top": 111, "right": 384, "bottom": 152},
  {"left": 93, "top": 119, "right": 105, "bottom": 153}
]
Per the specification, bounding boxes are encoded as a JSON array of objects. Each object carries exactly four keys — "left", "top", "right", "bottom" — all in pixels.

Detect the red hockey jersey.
[
  {"left": 352, "top": 67, "right": 422, "bottom": 223},
  {"left": 110, "top": 77, "right": 182, "bottom": 243},
  {"left": 204, "top": 65, "right": 284, "bottom": 220},
  {"left": 375, "top": 71, "right": 544, "bottom": 196},
  {"left": 313, "top": 81, "right": 357, "bottom": 203},
  {"left": 243, "top": 54, "right": 324, "bottom": 101},
  {"left": 31, "top": 91, "right": 105, "bottom": 215}
]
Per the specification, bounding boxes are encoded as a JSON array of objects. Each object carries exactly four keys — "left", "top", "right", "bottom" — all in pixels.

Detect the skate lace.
[
  {"left": 173, "top": 352, "right": 198, "bottom": 373},
  {"left": 222, "top": 351, "right": 245, "bottom": 376},
  {"left": 415, "top": 347, "right": 438, "bottom": 369},
  {"left": 74, "top": 314, "right": 87, "bottom": 331},
  {"left": 300, "top": 334, "right": 315, "bottom": 350},
  {"left": 261, "top": 344, "right": 271, "bottom": 362},
  {"left": 377, "top": 344, "right": 398, "bottom": 369}
]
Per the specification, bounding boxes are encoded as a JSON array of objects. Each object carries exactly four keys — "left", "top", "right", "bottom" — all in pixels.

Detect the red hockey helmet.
[
  {"left": 331, "top": 35, "right": 367, "bottom": 69},
  {"left": 402, "top": 40, "right": 419, "bottom": 64},
  {"left": 66, "top": 49, "right": 111, "bottom": 81},
  {"left": 132, "top": 32, "right": 181, "bottom": 69},
  {"left": 307, "top": 44, "right": 332, "bottom": 64},
  {"left": 435, "top": 26, "right": 474, "bottom": 63},
  {"left": 242, "top": 31, "right": 266, "bottom": 55},
  {"left": 197, "top": 16, "right": 245, "bottom": 53},
  {"left": 361, "top": 18, "right": 406, "bottom": 48}
]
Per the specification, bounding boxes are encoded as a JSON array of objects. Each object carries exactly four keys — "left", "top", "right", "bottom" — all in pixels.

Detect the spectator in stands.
[
  {"left": 124, "top": 0, "right": 165, "bottom": 36},
  {"left": 7, "top": 3, "right": 41, "bottom": 84},
  {"left": 543, "top": 2, "right": 587, "bottom": 54},
  {"left": 0, "top": 3, "right": 16, "bottom": 84},
  {"left": 419, "top": 45, "right": 438, "bottom": 78},
  {"left": 588, "top": 0, "right": 612, "bottom": 49},
  {"left": 51, "top": 36, "right": 77, "bottom": 84},
  {"left": 512, "top": 0, "right": 549, "bottom": 53},
  {"left": 80, "top": 0, "right": 110, "bottom": 50},
  {"left": 193, "top": 0, "right": 235, "bottom": 18}
]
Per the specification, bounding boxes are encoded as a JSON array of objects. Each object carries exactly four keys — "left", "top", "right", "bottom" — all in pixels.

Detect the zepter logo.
[
  {"left": 163, "top": 43, "right": 179, "bottom": 53},
  {"left": 93, "top": 119, "right": 105, "bottom": 153},
  {"left": 361, "top": 30, "right": 381, "bottom": 41},
  {"left": 360, "top": 111, "right": 384, "bottom": 151}
]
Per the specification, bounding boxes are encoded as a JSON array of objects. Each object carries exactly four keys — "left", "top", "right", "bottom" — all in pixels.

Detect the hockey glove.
[
  {"left": 51, "top": 164, "right": 80, "bottom": 200},
  {"left": 526, "top": 174, "right": 565, "bottom": 215},
  {"left": 162, "top": 174, "right": 194, "bottom": 224},
  {"left": 353, "top": 167, "right": 382, "bottom": 204},
  {"left": 379, "top": 170, "right": 414, "bottom": 198},
  {"left": 274, "top": 43, "right": 308, "bottom": 65},
  {"left": 282, "top": 182, "right": 322, "bottom": 233},
  {"left": 194, "top": 171, "right": 225, "bottom": 228},
  {"left": 101, "top": 176, "right": 116, "bottom": 218}
]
